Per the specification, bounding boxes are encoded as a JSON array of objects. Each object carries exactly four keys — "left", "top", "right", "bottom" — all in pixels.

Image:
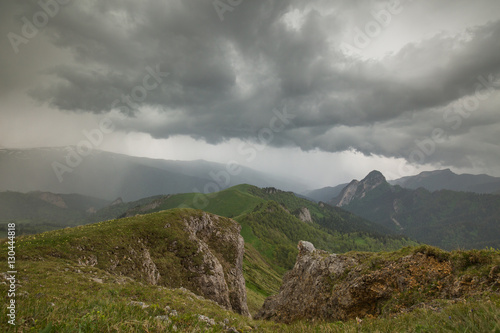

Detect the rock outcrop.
[
  {"left": 256, "top": 241, "right": 500, "bottom": 323},
  {"left": 182, "top": 212, "right": 250, "bottom": 317},
  {"left": 110, "top": 197, "right": 124, "bottom": 206},
  {"left": 295, "top": 207, "right": 312, "bottom": 223},
  {"left": 331, "top": 170, "right": 387, "bottom": 207},
  {"left": 38, "top": 192, "right": 67, "bottom": 208},
  {"left": 71, "top": 209, "right": 250, "bottom": 316}
]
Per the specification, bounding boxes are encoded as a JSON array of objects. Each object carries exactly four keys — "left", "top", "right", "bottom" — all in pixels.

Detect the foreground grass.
[
  {"left": 1, "top": 211, "right": 499, "bottom": 332},
  {"left": 1, "top": 255, "right": 499, "bottom": 332}
]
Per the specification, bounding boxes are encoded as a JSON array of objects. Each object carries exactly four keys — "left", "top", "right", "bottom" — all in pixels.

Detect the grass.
[
  {"left": 1, "top": 224, "right": 499, "bottom": 332},
  {"left": 242, "top": 243, "right": 283, "bottom": 315},
  {"left": 1, "top": 201, "right": 499, "bottom": 332},
  {"left": 1, "top": 256, "right": 498, "bottom": 332}
]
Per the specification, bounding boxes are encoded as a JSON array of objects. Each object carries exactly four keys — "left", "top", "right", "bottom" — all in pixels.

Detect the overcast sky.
[{"left": 1, "top": 0, "right": 500, "bottom": 188}]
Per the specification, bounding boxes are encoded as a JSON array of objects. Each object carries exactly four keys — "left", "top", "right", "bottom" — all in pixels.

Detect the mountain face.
[
  {"left": 0, "top": 148, "right": 304, "bottom": 201},
  {"left": 256, "top": 241, "right": 500, "bottom": 323},
  {"left": 10, "top": 208, "right": 250, "bottom": 316},
  {"left": 390, "top": 169, "right": 500, "bottom": 194},
  {"left": 330, "top": 170, "right": 388, "bottom": 207},
  {"left": 332, "top": 171, "right": 500, "bottom": 250}
]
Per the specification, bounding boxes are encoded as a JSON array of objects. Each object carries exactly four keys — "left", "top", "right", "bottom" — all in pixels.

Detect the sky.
[{"left": 1, "top": 0, "right": 500, "bottom": 189}]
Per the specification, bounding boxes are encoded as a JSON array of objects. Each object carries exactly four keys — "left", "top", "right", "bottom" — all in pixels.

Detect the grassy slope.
[
  {"left": 1, "top": 185, "right": 419, "bottom": 315},
  {"left": 9, "top": 209, "right": 243, "bottom": 291},
  {"left": 129, "top": 184, "right": 418, "bottom": 310},
  {"left": 1, "top": 228, "right": 499, "bottom": 332},
  {"left": 238, "top": 201, "right": 417, "bottom": 272}
]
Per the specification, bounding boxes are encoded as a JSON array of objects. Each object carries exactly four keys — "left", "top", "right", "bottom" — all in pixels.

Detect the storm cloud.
[{"left": 1, "top": 0, "right": 500, "bottom": 173}]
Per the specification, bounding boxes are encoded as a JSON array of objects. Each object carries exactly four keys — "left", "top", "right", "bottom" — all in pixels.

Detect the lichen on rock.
[{"left": 256, "top": 241, "right": 500, "bottom": 323}]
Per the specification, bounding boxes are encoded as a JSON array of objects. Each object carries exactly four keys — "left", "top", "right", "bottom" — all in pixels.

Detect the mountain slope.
[
  {"left": 2, "top": 218, "right": 498, "bottom": 332},
  {"left": 0, "top": 191, "right": 112, "bottom": 237},
  {"left": 0, "top": 148, "right": 304, "bottom": 201},
  {"left": 0, "top": 191, "right": 165, "bottom": 237},
  {"left": 390, "top": 169, "right": 500, "bottom": 194},
  {"left": 302, "top": 183, "right": 348, "bottom": 202},
  {"left": 117, "top": 184, "right": 417, "bottom": 269},
  {"left": 102, "top": 184, "right": 417, "bottom": 310},
  {"left": 333, "top": 171, "right": 500, "bottom": 250},
  {"left": 2, "top": 184, "right": 417, "bottom": 314},
  {"left": 7, "top": 208, "right": 249, "bottom": 315}
]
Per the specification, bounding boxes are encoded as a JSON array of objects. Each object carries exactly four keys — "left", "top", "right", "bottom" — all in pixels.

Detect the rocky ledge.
[
  {"left": 71, "top": 209, "right": 250, "bottom": 317},
  {"left": 256, "top": 241, "right": 500, "bottom": 323}
]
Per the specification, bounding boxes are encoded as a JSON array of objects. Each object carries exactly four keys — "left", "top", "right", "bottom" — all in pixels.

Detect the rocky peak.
[
  {"left": 363, "top": 170, "right": 386, "bottom": 185},
  {"left": 331, "top": 171, "right": 387, "bottom": 207},
  {"left": 263, "top": 187, "right": 281, "bottom": 194},
  {"left": 297, "top": 240, "right": 315, "bottom": 254}
]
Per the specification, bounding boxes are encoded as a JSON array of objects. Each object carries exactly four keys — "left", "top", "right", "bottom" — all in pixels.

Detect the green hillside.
[
  {"left": 342, "top": 184, "right": 500, "bottom": 250},
  {"left": 239, "top": 200, "right": 415, "bottom": 272},
  {"left": 0, "top": 191, "right": 108, "bottom": 237},
  {"left": 0, "top": 211, "right": 498, "bottom": 332},
  {"left": 117, "top": 184, "right": 417, "bottom": 270},
  {"left": 0, "top": 191, "right": 164, "bottom": 237},
  {"left": 112, "top": 184, "right": 418, "bottom": 311},
  {"left": 1, "top": 185, "right": 418, "bottom": 316}
]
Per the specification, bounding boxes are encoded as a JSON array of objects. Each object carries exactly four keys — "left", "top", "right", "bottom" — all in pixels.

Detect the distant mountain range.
[
  {"left": 302, "top": 183, "right": 348, "bottom": 202},
  {"left": 0, "top": 147, "right": 304, "bottom": 201},
  {"left": 389, "top": 169, "right": 500, "bottom": 194},
  {"left": 330, "top": 171, "right": 500, "bottom": 250},
  {"left": 305, "top": 168, "right": 500, "bottom": 202},
  {"left": 0, "top": 190, "right": 162, "bottom": 237}
]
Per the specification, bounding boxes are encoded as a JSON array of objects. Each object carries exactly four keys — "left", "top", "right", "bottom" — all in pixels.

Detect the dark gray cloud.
[{"left": 1, "top": 0, "right": 500, "bottom": 172}]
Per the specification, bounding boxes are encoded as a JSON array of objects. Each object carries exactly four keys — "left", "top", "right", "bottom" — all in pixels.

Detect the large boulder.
[{"left": 256, "top": 241, "right": 499, "bottom": 323}]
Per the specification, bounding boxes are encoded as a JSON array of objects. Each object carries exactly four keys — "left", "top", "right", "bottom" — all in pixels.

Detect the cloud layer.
[{"left": 2, "top": 0, "right": 500, "bottom": 172}]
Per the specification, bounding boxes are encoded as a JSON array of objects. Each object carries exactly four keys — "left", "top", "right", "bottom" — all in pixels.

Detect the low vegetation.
[
  {"left": 1, "top": 185, "right": 499, "bottom": 331},
  {"left": 1, "top": 234, "right": 499, "bottom": 332}
]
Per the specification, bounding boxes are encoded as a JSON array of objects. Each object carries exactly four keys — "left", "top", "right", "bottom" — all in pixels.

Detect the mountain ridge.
[
  {"left": 307, "top": 168, "right": 500, "bottom": 203},
  {"left": 389, "top": 168, "right": 500, "bottom": 194},
  {"left": 0, "top": 147, "right": 305, "bottom": 201},
  {"left": 331, "top": 171, "right": 500, "bottom": 250}
]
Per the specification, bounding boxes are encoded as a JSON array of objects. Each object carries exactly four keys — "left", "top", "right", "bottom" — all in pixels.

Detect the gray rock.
[
  {"left": 129, "top": 301, "right": 149, "bottom": 309},
  {"left": 256, "top": 241, "right": 499, "bottom": 323},
  {"left": 296, "top": 207, "right": 313, "bottom": 223},
  {"left": 297, "top": 240, "right": 315, "bottom": 254},
  {"left": 183, "top": 213, "right": 250, "bottom": 317},
  {"left": 155, "top": 315, "right": 170, "bottom": 322},
  {"left": 197, "top": 314, "right": 215, "bottom": 326}
]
